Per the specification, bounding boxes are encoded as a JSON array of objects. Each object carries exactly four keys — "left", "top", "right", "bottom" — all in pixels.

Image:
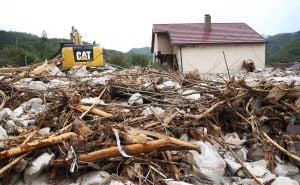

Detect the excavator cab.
[{"left": 61, "top": 26, "right": 104, "bottom": 69}]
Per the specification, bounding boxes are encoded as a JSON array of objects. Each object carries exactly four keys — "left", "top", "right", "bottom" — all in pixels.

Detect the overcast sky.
[{"left": 1, "top": 0, "right": 300, "bottom": 52}]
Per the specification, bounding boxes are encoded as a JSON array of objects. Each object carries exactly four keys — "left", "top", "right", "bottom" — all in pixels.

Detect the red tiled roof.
[{"left": 152, "top": 23, "right": 266, "bottom": 45}]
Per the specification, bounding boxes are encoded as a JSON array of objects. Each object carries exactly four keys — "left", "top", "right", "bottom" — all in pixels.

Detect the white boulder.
[
  {"left": 24, "top": 152, "right": 55, "bottom": 184},
  {"left": 190, "top": 141, "right": 226, "bottom": 183},
  {"left": 76, "top": 171, "right": 110, "bottom": 185},
  {"left": 274, "top": 162, "right": 299, "bottom": 177},
  {"left": 272, "top": 176, "right": 299, "bottom": 185},
  {"left": 128, "top": 93, "right": 143, "bottom": 105}
]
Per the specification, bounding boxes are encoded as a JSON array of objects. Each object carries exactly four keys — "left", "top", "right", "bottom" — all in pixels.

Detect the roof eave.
[{"left": 172, "top": 41, "right": 266, "bottom": 46}]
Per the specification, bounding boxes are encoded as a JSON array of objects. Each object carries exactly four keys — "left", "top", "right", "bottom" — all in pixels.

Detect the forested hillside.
[
  {"left": 0, "top": 30, "right": 66, "bottom": 66},
  {"left": 2, "top": 29, "right": 300, "bottom": 67},
  {"left": 266, "top": 31, "right": 300, "bottom": 64},
  {"left": 0, "top": 30, "right": 151, "bottom": 67}
]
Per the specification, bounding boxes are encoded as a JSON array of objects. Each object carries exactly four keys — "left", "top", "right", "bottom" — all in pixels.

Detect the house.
[{"left": 151, "top": 15, "right": 266, "bottom": 73}]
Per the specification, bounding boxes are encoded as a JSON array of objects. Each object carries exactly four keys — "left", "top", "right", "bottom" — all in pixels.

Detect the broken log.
[
  {"left": 79, "top": 137, "right": 199, "bottom": 162},
  {"left": 73, "top": 104, "right": 112, "bottom": 118},
  {"left": 53, "top": 137, "right": 200, "bottom": 165},
  {"left": 0, "top": 132, "right": 77, "bottom": 159},
  {"left": 0, "top": 66, "right": 31, "bottom": 73},
  {"left": 72, "top": 118, "right": 92, "bottom": 136},
  {"left": 264, "top": 83, "right": 289, "bottom": 102},
  {"left": 236, "top": 79, "right": 268, "bottom": 94}
]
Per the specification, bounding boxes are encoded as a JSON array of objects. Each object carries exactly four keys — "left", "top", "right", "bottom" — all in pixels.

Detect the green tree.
[
  {"left": 129, "top": 54, "right": 149, "bottom": 67},
  {"left": 39, "top": 30, "right": 50, "bottom": 59},
  {"left": 109, "top": 54, "right": 130, "bottom": 68},
  {"left": 0, "top": 47, "right": 26, "bottom": 66}
]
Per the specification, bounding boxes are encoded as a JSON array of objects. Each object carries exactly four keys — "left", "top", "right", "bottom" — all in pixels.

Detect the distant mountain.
[
  {"left": 266, "top": 31, "right": 300, "bottom": 64},
  {"left": 127, "top": 47, "right": 152, "bottom": 59}
]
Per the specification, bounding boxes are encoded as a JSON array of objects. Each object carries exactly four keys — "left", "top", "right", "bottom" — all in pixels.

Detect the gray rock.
[
  {"left": 11, "top": 106, "right": 24, "bottom": 118},
  {"left": 220, "top": 177, "right": 235, "bottom": 185},
  {"left": 0, "top": 108, "right": 12, "bottom": 120},
  {"left": 224, "top": 132, "right": 246, "bottom": 146},
  {"left": 68, "top": 65, "right": 89, "bottom": 77},
  {"left": 28, "top": 173, "right": 51, "bottom": 185},
  {"left": 236, "top": 147, "right": 248, "bottom": 161},
  {"left": 225, "top": 158, "right": 242, "bottom": 174},
  {"left": 80, "top": 97, "right": 106, "bottom": 105},
  {"left": 14, "top": 158, "right": 28, "bottom": 173},
  {"left": 248, "top": 143, "right": 264, "bottom": 161},
  {"left": 56, "top": 178, "right": 77, "bottom": 185},
  {"left": 142, "top": 106, "right": 165, "bottom": 116},
  {"left": 272, "top": 177, "right": 299, "bottom": 185},
  {"left": 144, "top": 82, "right": 153, "bottom": 91},
  {"left": 24, "top": 152, "right": 55, "bottom": 184},
  {"left": 128, "top": 93, "right": 143, "bottom": 105},
  {"left": 190, "top": 141, "right": 226, "bottom": 184},
  {"left": 108, "top": 180, "right": 135, "bottom": 185},
  {"left": 157, "top": 80, "right": 181, "bottom": 90},
  {"left": 179, "top": 133, "right": 189, "bottom": 141},
  {"left": 236, "top": 169, "right": 246, "bottom": 178},
  {"left": 108, "top": 180, "right": 125, "bottom": 185},
  {"left": 0, "top": 125, "right": 8, "bottom": 137},
  {"left": 165, "top": 180, "right": 193, "bottom": 185},
  {"left": 244, "top": 160, "right": 276, "bottom": 184},
  {"left": 10, "top": 98, "right": 44, "bottom": 128},
  {"left": 13, "top": 78, "right": 33, "bottom": 89},
  {"left": 223, "top": 151, "right": 236, "bottom": 161},
  {"left": 291, "top": 174, "right": 300, "bottom": 183},
  {"left": 48, "top": 79, "right": 71, "bottom": 88},
  {"left": 30, "top": 102, "right": 44, "bottom": 112},
  {"left": 230, "top": 176, "right": 242, "bottom": 182},
  {"left": 27, "top": 98, "right": 45, "bottom": 113},
  {"left": 40, "top": 127, "right": 51, "bottom": 134},
  {"left": 274, "top": 162, "right": 299, "bottom": 177},
  {"left": 91, "top": 77, "right": 108, "bottom": 85},
  {"left": 182, "top": 89, "right": 201, "bottom": 101},
  {"left": 237, "top": 178, "right": 258, "bottom": 185},
  {"left": 11, "top": 98, "right": 44, "bottom": 118},
  {"left": 44, "top": 64, "right": 64, "bottom": 76},
  {"left": 14, "top": 119, "right": 35, "bottom": 128},
  {"left": 5, "top": 120, "right": 23, "bottom": 134},
  {"left": 223, "top": 147, "right": 248, "bottom": 163},
  {"left": 28, "top": 81, "right": 49, "bottom": 91},
  {"left": 0, "top": 125, "right": 8, "bottom": 149},
  {"left": 76, "top": 171, "right": 110, "bottom": 185}
]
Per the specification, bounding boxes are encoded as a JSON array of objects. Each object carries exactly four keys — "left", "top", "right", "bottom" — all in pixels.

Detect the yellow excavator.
[{"left": 60, "top": 26, "right": 104, "bottom": 69}]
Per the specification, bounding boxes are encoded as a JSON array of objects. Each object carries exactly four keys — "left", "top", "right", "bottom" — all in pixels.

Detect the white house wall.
[
  {"left": 154, "top": 33, "right": 173, "bottom": 54},
  {"left": 177, "top": 43, "right": 265, "bottom": 73}
]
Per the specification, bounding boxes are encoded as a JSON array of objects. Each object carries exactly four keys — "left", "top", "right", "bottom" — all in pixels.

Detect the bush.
[{"left": 129, "top": 54, "right": 149, "bottom": 67}]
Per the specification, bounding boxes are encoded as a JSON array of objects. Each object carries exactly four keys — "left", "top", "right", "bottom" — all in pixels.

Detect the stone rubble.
[{"left": 0, "top": 64, "right": 299, "bottom": 184}]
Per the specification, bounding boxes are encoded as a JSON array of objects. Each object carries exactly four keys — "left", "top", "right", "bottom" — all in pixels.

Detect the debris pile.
[{"left": 0, "top": 62, "right": 299, "bottom": 185}]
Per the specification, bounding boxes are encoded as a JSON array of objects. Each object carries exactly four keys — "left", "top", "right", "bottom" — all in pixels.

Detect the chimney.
[{"left": 204, "top": 14, "right": 211, "bottom": 31}]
